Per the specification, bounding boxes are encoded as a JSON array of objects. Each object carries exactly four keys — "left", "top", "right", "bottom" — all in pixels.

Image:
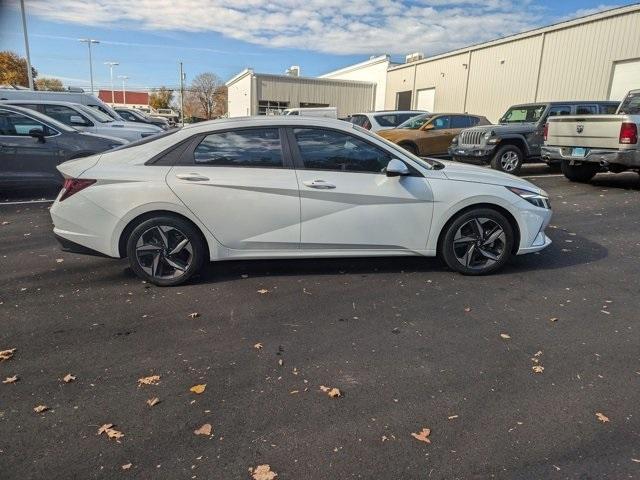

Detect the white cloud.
[{"left": 13, "top": 0, "right": 622, "bottom": 56}]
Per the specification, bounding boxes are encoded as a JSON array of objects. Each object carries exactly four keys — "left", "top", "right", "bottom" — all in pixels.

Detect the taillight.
[
  {"left": 59, "top": 178, "right": 96, "bottom": 201},
  {"left": 619, "top": 122, "right": 638, "bottom": 144},
  {"left": 543, "top": 123, "right": 548, "bottom": 142}
]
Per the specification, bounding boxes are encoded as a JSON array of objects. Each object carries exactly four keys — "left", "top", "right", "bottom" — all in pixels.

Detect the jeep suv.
[{"left": 449, "top": 101, "right": 619, "bottom": 174}]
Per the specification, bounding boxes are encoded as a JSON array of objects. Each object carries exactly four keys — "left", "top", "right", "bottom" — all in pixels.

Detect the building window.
[
  {"left": 258, "top": 100, "right": 289, "bottom": 115},
  {"left": 299, "top": 102, "right": 330, "bottom": 108}
]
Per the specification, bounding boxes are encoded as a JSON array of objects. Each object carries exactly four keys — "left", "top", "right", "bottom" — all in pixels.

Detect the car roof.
[
  {"left": 353, "top": 110, "right": 428, "bottom": 115},
  {"left": 181, "top": 115, "right": 364, "bottom": 133},
  {"left": 4, "top": 99, "right": 85, "bottom": 107},
  {"left": 511, "top": 101, "right": 618, "bottom": 108}
]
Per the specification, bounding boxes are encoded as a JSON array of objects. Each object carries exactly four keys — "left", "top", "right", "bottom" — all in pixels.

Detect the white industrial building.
[{"left": 227, "top": 4, "right": 640, "bottom": 122}]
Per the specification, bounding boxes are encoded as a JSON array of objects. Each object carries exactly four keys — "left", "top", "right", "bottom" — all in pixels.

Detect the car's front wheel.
[
  {"left": 126, "top": 216, "right": 206, "bottom": 286},
  {"left": 490, "top": 145, "right": 523, "bottom": 175},
  {"left": 440, "top": 208, "right": 514, "bottom": 275}
]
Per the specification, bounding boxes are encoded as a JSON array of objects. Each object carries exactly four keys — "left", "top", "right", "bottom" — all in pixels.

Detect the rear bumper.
[
  {"left": 54, "top": 234, "right": 110, "bottom": 257},
  {"left": 542, "top": 146, "right": 640, "bottom": 167}
]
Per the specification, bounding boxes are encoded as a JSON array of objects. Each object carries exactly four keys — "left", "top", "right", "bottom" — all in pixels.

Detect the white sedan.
[{"left": 51, "top": 116, "right": 552, "bottom": 286}]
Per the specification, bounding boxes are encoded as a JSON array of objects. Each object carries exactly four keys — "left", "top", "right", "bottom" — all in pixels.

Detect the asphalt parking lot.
[{"left": 1, "top": 167, "right": 639, "bottom": 479}]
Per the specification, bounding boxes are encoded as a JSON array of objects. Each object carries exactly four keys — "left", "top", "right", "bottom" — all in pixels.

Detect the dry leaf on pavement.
[
  {"left": 254, "top": 342, "right": 263, "bottom": 350},
  {"left": 411, "top": 427, "right": 431, "bottom": 444},
  {"left": 194, "top": 423, "right": 212, "bottom": 436},
  {"left": 500, "top": 333, "right": 511, "bottom": 339},
  {"left": 137, "top": 375, "right": 160, "bottom": 386},
  {"left": 550, "top": 317, "right": 558, "bottom": 322},
  {"left": 33, "top": 405, "right": 48, "bottom": 413},
  {"left": 251, "top": 464, "right": 278, "bottom": 480},
  {"left": 55, "top": 258, "right": 64, "bottom": 263},
  {"left": 146, "top": 397, "right": 160, "bottom": 407},
  {"left": 188, "top": 312, "right": 200, "bottom": 318},
  {"left": 257, "top": 289, "right": 270, "bottom": 294},
  {"left": 63, "top": 373, "right": 76, "bottom": 383},
  {"left": 97, "top": 423, "right": 124, "bottom": 440},
  {"left": 0, "top": 348, "right": 16, "bottom": 361},
  {"left": 596, "top": 412, "right": 610, "bottom": 423},
  {"left": 121, "top": 463, "right": 132, "bottom": 470},
  {"left": 532, "top": 365, "right": 544, "bottom": 374},
  {"left": 464, "top": 307, "right": 472, "bottom": 312},
  {"left": 190, "top": 384, "right": 206, "bottom": 394},
  {"left": 319, "top": 385, "right": 342, "bottom": 398},
  {"left": 2, "top": 375, "right": 18, "bottom": 384}
]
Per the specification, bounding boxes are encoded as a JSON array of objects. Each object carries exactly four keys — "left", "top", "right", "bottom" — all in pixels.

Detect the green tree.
[
  {"left": 0, "top": 51, "right": 37, "bottom": 87},
  {"left": 149, "top": 87, "right": 174, "bottom": 110},
  {"left": 35, "top": 77, "right": 64, "bottom": 91}
]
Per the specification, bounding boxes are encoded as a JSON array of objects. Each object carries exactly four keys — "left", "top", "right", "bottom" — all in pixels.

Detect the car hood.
[
  {"left": 438, "top": 160, "right": 543, "bottom": 194},
  {"left": 468, "top": 123, "right": 537, "bottom": 135}
]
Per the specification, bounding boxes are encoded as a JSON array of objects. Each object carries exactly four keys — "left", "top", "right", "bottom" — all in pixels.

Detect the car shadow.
[{"left": 589, "top": 172, "right": 640, "bottom": 190}]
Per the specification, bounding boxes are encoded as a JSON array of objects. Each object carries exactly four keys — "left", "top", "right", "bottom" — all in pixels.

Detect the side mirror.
[
  {"left": 69, "top": 115, "right": 86, "bottom": 126},
  {"left": 386, "top": 159, "right": 410, "bottom": 177},
  {"left": 29, "top": 128, "right": 45, "bottom": 142}
]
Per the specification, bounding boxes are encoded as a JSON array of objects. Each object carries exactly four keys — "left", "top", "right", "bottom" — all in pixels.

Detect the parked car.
[
  {"left": 50, "top": 116, "right": 552, "bottom": 286},
  {"left": 3, "top": 100, "right": 163, "bottom": 143},
  {"left": 542, "top": 90, "right": 639, "bottom": 182},
  {"left": 378, "top": 113, "right": 490, "bottom": 156},
  {"left": 115, "top": 107, "right": 170, "bottom": 130},
  {"left": 449, "top": 101, "right": 620, "bottom": 174},
  {"left": 349, "top": 110, "right": 428, "bottom": 133},
  {"left": 0, "top": 88, "right": 125, "bottom": 121},
  {"left": 282, "top": 107, "right": 338, "bottom": 118},
  {"left": 0, "top": 104, "right": 124, "bottom": 188}
]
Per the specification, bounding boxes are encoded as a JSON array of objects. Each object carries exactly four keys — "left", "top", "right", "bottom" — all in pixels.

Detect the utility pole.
[
  {"left": 118, "top": 75, "right": 129, "bottom": 105},
  {"left": 104, "top": 61, "right": 119, "bottom": 104},
  {"left": 79, "top": 38, "right": 100, "bottom": 95},
  {"left": 179, "top": 62, "right": 185, "bottom": 125},
  {"left": 19, "top": 0, "right": 34, "bottom": 90}
]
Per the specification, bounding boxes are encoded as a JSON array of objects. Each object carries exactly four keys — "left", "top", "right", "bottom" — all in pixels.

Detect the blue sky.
[{"left": 0, "top": 0, "right": 631, "bottom": 92}]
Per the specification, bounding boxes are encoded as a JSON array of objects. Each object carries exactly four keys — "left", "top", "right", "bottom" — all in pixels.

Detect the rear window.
[
  {"left": 113, "top": 128, "right": 180, "bottom": 151},
  {"left": 618, "top": 92, "right": 640, "bottom": 115}
]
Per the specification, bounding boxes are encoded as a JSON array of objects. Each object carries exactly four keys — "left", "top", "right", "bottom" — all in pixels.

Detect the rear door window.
[
  {"left": 193, "top": 128, "right": 284, "bottom": 168},
  {"left": 0, "top": 110, "right": 54, "bottom": 136},
  {"left": 575, "top": 105, "right": 598, "bottom": 115},
  {"left": 450, "top": 115, "right": 471, "bottom": 128},
  {"left": 43, "top": 105, "right": 91, "bottom": 126}
]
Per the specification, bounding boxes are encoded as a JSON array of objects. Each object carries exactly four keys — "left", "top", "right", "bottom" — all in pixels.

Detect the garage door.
[
  {"left": 416, "top": 88, "right": 435, "bottom": 112},
  {"left": 609, "top": 59, "right": 640, "bottom": 100}
]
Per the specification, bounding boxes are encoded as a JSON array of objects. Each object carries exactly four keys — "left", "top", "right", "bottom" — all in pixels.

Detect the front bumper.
[
  {"left": 448, "top": 145, "right": 496, "bottom": 163},
  {"left": 513, "top": 198, "right": 553, "bottom": 255},
  {"left": 541, "top": 146, "right": 640, "bottom": 168}
]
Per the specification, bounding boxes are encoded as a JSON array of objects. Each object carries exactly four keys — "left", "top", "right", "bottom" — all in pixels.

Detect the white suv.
[{"left": 349, "top": 110, "right": 428, "bottom": 133}]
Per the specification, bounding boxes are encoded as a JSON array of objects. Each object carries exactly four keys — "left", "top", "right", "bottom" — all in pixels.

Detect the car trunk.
[{"left": 546, "top": 115, "right": 625, "bottom": 149}]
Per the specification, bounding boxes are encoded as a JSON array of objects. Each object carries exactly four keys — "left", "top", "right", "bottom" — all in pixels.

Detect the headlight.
[
  {"left": 507, "top": 186, "right": 551, "bottom": 209},
  {"left": 484, "top": 131, "right": 501, "bottom": 144},
  {"left": 483, "top": 131, "right": 492, "bottom": 140},
  {"left": 451, "top": 135, "right": 459, "bottom": 144}
]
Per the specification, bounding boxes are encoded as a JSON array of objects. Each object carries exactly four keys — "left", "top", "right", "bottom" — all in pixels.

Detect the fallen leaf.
[
  {"left": 550, "top": 317, "right": 558, "bottom": 322},
  {"left": 2, "top": 375, "right": 18, "bottom": 384},
  {"left": 254, "top": 342, "right": 263, "bottom": 350},
  {"left": 33, "top": 405, "right": 48, "bottom": 413},
  {"left": 1, "top": 221, "right": 9, "bottom": 225},
  {"left": 194, "top": 423, "right": 212, "bottom": 436},
  {"left": 146, "top": 397, "right": 160, "bottom": 407},
  {"left": 319, "top": 385, "right": 342, "bottom": 398},
  {"left": 190, "top": 384, "right": 206, "bottom": 394},
  {"left": 411, "top": 427, "right": 431, "bottom": 444},
  {"left": 106, "top": 428, "right": 124, "bottom": 440},
  {"left": 137, "top": 375, "right": 160, "bottom": 386},
  {"left": 631, "top": 458, "right": 640, "bottom": 463},
  {"left": 251, "top": 464, "right": 277, "bottom": 480},
  {"left": 0, "top": 348, "right": 16, "bottom": 362},
  {"left": 55, "top": 258, "right": 64, "bottom": 263},
  {"left": 188, "top": 312, "right": 200, "bottom": 318},
  {"left": 595, "top": 412, "right": 610, "bottom": 423},
  {"left": 121, "top": 463, "right": 132, "bottom": 470},
  {"left": 257, "top": 289, "right": 270, "bottom": 294},
  {"left": 448, "top": 415, "right": 459, "bottom": 420},
  {"left": 532, "top": 365, "right": 544, "bottom": 374},
  {"left": 500, "top": 333, "right": 511, "bottom": 339},
  {"left": 464, "top": 307, "right": 472, "bottom": 312},
  {"left": 97, "top": 423, "right": 113, "bottom": 435},
  {"left": 63, "top": 373, "right": 76, "bottom": 383}
]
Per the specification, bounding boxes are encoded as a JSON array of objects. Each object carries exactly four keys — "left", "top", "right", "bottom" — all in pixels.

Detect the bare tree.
[{"left": 190, "top": 73, "right": 225, "bottom": 119}]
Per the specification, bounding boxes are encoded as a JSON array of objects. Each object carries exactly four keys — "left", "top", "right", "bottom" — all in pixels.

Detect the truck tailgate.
[{"left": 546, "top": 115, "right": 623, "bottom": 149}]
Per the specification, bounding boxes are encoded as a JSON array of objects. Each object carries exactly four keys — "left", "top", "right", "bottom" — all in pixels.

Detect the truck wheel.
[
  {"left": 490, "top": 145, "right": 523, "bottom": 175},
  {"left": 561, "top": 161, "right": 598, "bottom": 183}
]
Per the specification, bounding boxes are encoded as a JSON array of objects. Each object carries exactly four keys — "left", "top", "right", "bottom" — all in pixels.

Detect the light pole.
[
  {"left": 179, "top": 62, "right": 185, "bottom": 124},
  {"left": 118, "top": 75, "right": 129, "bottom": 105},
  {"left": 104, "top": 61, "right": 118, "bottom": 104},
  {"left": 79, "top": 38, "right": 100, "bottom": 95},
  {"left": 19, "top": 0, "right": 34, "bottom": 90}
]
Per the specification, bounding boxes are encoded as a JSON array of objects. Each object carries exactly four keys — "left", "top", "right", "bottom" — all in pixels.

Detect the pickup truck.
[{"left": 542, "top": 89, "right": 640, "bottom": 182}]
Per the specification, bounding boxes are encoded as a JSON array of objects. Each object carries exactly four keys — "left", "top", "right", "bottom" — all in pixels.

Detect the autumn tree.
[
  {"left": 0, "top": 51, "right": 37, "bottom": 87},
  {"left": 149, "top": 87, "right": 174, "bottom": 110},
  {"left": 35, "top": 77, "right": 64, "bottom": 91},
  {"left": 190, "top": 73, "right": 225, "bottom": 119}
]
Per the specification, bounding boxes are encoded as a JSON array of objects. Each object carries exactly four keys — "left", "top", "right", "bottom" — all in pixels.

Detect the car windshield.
[
  {"left": 618, "top": 92, "right": 640, "bottom": 115},
  {"left": 78, "top": 104, "right": 113, "bottom": 123},
  {"left": 500, "top": 105, "right": 546, "bottom": 123},
  {"left": 397, "top": 113, "right": 433, "bottom": 130}
]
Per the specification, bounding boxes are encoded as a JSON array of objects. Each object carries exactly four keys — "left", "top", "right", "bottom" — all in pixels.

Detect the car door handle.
[
  {"left": 176, "top": 173, "right": 210, "bottom": 182},
  {"left": 303, "top": 179, "right": 336, "bottom": 189}
]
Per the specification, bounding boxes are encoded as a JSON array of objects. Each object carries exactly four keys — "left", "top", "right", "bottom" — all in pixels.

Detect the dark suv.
[
  {"left": 0, "top": 104, "right": 124, "bottom": 188},
  {"left": 449, "top": 101, "right": 619, "bottom": 174}
]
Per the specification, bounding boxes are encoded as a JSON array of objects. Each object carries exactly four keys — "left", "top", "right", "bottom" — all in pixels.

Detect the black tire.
[
  {"left": 561, "top": 161, "right": 598, "bottom": 183},
  {"left": 126, "top": 215, "right": 206, "bottom": 286},
  {"left": 399, "top": 143, "right": 418, "bottom": 156},
  {"left": 490, "top": 145, "right": 524, "bottom": 175},
  {"left": 439, "top": 208, "right": 514, "bottom": 276}
]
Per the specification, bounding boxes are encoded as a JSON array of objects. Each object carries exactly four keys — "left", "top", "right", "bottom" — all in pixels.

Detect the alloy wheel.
[
  {"left": 500, "top": 151, "right": 520, "bottom": 172},
  {"left": 452, "top": 217, "right": 506, "bottom": 270},
  {"left": 135, "top": 225, "right": 193, "bottom": 280}
]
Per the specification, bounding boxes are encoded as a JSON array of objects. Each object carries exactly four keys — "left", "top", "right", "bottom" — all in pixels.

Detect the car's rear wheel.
[
  {"left": 561, "top": 161, "right": 599, "bottom": 183},
  {"left": 126, "top": 216, "right": 205, "bottom": 286},
  {"left": 490, "top": 145, "right": 523, "bottom": 175},
  {"left": 440, "top": 208, "right": 514, "bottom": 275}
]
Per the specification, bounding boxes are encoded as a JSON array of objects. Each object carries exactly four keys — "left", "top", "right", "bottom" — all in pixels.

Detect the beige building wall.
[
  {"left": 385, "top": 5, "right": 640, "bottom": 123},
  {"left": 226, "top": 70, "right": 254, "bottom": 117}
]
